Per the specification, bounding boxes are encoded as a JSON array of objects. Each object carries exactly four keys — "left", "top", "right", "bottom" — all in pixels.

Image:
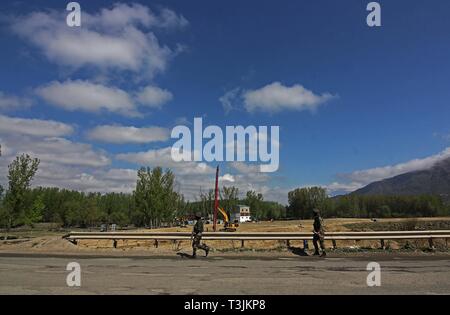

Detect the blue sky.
[{"left": 0, "top": 0, "right": 449, "bottom": 203}]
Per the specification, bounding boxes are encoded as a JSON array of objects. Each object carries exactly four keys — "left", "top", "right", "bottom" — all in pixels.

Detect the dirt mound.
[{"left": 0, "top": 236, "right": 77, "bottom": 252}]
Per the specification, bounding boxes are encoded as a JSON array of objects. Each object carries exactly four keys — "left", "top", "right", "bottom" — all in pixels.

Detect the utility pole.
[{"left": 213, "top": 165, "right": 219, "bottom": 232}]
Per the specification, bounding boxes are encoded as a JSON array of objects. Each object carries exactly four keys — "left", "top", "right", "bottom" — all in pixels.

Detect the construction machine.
[{"left": 217, "top": 206, "right": 239, "bottom": 232}]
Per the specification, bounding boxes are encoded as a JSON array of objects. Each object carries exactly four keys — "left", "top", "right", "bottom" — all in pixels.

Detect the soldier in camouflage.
[
  {"left": 312, "top": 208, "right": 326, "bottom": 257},
  {"left": 192, "top": 213, "right": 210, "bottom": 258}
]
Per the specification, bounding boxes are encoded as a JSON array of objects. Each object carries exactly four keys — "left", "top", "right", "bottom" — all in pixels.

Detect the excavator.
[
  {"left": 217, "top": 206, "right": 239, "bottom": 232},
  {"left": 213, "top": 166, "right": 239, "bottom": 232}
]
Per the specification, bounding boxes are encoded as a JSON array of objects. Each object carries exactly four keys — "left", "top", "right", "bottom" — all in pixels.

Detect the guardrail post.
[
  {"left": 428, "top": 237, "right": 434, "bottom": 250},
  {"left": 332, "top": 239, "right": 337, "bottom": 250},
  {"left": 113, "top": 239, "right": 117, "bottom": 248},
  {"left": 380, "top": 239, "right": 385, "bottom": 250},
  {"left": 154, "top": 239, "right": 159, "bottom": 248},
  {"left": 241, "top": 240, "right": 245, "bottom": 248},
  {"left": 286, "top": 240, "right": 290, "bottom": 247}
]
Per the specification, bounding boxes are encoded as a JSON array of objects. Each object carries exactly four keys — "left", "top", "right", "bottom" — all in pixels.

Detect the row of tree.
[{"left": 286, "top": 187, "right": 450, "bottom": 219}]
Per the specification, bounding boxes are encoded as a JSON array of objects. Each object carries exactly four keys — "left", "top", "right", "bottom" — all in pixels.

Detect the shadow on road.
[
  {"left": 176, "top": 252, "right": 195, "bottom": 259},
  {"left": 288, "top": 246, "right": 309, "bottom": 257}
]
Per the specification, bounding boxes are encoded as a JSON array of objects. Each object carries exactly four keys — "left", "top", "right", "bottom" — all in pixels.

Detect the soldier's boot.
[
  {"left": 192, "top": 248, "right": 197, "bottom": 258},
  {"left": 205, "top": 246, "right": 210, "bottom": 257},
  {"left": 319, "top": 241, "right": 326, "bottom": 257},
  {"left": 313, "top": 240, "right": 320, "bottom": 255}
]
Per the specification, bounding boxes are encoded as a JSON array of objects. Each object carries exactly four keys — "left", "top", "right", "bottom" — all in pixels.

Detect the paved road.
[{"left": 0, "top": 253, "right": 449, "bottom": 294}]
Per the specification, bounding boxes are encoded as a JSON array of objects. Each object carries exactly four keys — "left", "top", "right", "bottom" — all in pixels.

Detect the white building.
[{"left": 230, "top": 205, "right": 251, "bottom": 223}]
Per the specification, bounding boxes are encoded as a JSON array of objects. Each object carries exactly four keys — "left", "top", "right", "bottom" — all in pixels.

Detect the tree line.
[{"left": 287, "top": 187, "right": 450, "bottom": 219}]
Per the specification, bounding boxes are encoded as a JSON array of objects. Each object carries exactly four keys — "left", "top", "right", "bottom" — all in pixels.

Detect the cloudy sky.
[{"left": 0, "top": 0, "right": 449, "bottom": 203}]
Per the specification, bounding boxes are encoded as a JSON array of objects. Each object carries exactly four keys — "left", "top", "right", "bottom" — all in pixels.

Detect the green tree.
[
  {"left": 134, "top": 167, "right": 180, "bottom": 228},
  {"left": 221, "top": 186, "right": 239, "bottom": 210},
  {"left": 197, "top": 189, "right": 214, "bottom": 218},
  {"left": 287, "top": 186, "right": 328, "bottom": 219},
  {"left": 24, "top": 193, "right": 44, "bottom": 227},
  {"left": 245, "top": 190, "right": 264, "bottom": 219},
  {"left": 3, "top": 154, "right": 40, "bottom": 231}
]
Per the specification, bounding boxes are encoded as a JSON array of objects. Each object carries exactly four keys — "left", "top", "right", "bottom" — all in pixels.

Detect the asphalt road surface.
[{"left": 0, "top": 253, "right": 449, "bottom": 294}]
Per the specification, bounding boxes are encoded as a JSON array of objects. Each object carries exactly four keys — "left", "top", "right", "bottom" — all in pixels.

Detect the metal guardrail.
[{"left": 63, "top": 230, "right": 450, "bottom": 249}]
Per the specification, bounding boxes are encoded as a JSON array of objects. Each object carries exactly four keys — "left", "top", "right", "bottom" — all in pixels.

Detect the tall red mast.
[{"left": 213, "top": 165, "right": 219, "bottom": 232}]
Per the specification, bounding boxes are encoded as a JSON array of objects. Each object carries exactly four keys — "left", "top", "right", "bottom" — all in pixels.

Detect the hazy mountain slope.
[{"left": 351, "top": 157, "right": 450, "bottom": 199}]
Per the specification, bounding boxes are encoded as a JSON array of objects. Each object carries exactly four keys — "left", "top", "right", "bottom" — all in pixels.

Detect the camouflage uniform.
[
  {"left": 192, "top": 217, "right": 209, "bottom": 257},
  {"left": 313, "top": 212, "right": 326, "bottom": 256}
]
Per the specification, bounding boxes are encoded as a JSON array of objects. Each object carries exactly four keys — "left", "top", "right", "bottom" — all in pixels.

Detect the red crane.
[{"left": 213, "top": 165, "right": 219, "bottom": 232}]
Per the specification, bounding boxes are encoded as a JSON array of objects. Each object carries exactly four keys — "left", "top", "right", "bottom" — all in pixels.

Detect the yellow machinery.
[{"left": 217, "top": 207, "right": 239, "bottom": 232}]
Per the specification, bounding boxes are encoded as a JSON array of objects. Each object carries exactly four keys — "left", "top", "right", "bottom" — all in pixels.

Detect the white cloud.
[
  {"left": 116, "top": 147, "right": 215, "bottom": 175},
  {"left": 0, "top": 114, "right": 74, "bottom": 137},
  {"left": 324, "top": 182, "right": 365, "bottom": 194},
  {"left": 0, "top": 91, "right": 33, "bottom": 111},
  {"left": 33, "top": 164, "right": 137, "bottom": 193},
  {"left": 243, "top": 82, "right": 335, "bottom": 113},
  {"left": 0, "top": 130, "right": 130, "bottom": 193},
  {"left": 219, "top": 88, "right": 240, "bottom": 114},
  {"left": 36, "top": 80, "right": 138, "bottom": 117},
  {"left": 11, "top": 3, "right": 188, "bottom": 78},
  {"left": 28, "top": 137, "right": 110, "bottom": 167},
  {"left": 116, "top": 146, "right": 174, "bottom": 167},
  {"left": 0, "top": 134, "right": 116, "bottom": 193},
  {"left": 0, "top": 134, "right": 110, "bottom": 168},
  {"left": 229, "top": 162, "right": 270, "bottom": 182},
  {"left": 219, "top": 173, "right": 235, "bottom": 182},
  {"left": 31, "top": 138, "right": 111, "bottom": 167},
  {"left": 0, "top": 142, "right": 12, "bottom": 156},
  {"left": 229, "top": 161, "right": 260, "bottom": 174},
  {"left": 86, "top": 4, "right": 188, "bottom": 30},
  {"left": 174, "top": 117, "right": 191, "bottom": 125},
  {"left": 136, "top": 86, "right": 173, "bottom": 108},
  {"left": 36, "top": 80, "right": 174, "bottom": 116},
  {"left": 101, "top": 168, "right": 137, "bottom": 182},
  {"left": 87, "top": 125, "right": 170, "bottom": 144}
]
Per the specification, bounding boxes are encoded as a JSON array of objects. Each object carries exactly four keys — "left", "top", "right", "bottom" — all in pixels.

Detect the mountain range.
[{"left": 351, "top": 157, "right": 450, "bottom": 201}]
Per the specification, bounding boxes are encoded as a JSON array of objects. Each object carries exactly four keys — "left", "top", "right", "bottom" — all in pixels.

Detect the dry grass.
[
  {"left": 77, "top": 217, "right": 450, "bottom": 252},
  {"left": 1, "top": 217, "right": 448, "bottom": 253}
]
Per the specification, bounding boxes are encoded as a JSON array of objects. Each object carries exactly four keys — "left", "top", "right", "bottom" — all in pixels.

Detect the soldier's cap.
[
  {"left": 312, "top": 208, "right": 320, "bottom": 215},
  {"left": 195, "top": 212, "right": 202, "bottom": 219}
]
